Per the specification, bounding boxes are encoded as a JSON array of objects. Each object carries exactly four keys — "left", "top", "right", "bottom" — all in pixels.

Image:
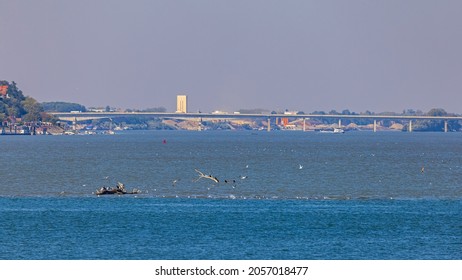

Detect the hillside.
[{"left": 0, "top": 80, "right": 55, "bottom": 124}]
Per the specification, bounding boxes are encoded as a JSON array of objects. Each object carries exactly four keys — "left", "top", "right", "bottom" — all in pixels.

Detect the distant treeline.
[
  {"left": 42, "top": 102, "right": 87, "bottom": 113},
  {"left": 125, "top": 107, "right": 167, "bottom": 113},
  {"left": 304, "top": 108, "right": 461, "bottom": 132},
  {"left": 1, "top": 80, "right": 462, "bottom": 132}
]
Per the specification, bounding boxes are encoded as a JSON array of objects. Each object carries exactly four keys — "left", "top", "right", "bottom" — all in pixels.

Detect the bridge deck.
[{"left": 51, "top": 112, "right": 462, "bottom": 122}]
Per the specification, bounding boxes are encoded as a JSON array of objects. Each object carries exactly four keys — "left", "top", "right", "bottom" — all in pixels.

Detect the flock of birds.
[
  {"left": 97, "top": 160, "right": 427, "bottom": 196},
  {"left": 169, "top": 167, "right": 254, "bottom": 189},
  {"left": 167, "top": 163, "right": 305, "bottom": 190}
]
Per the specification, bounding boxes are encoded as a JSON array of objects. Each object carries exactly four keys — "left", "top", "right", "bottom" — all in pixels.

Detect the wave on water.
[{"left": 5, "top": 191, "right": 448, "bottom": 201}]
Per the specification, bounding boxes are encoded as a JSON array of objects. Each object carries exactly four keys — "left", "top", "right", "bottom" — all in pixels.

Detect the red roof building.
[{"left": 0, "top": 85, "right": 8, "bottom": 96}]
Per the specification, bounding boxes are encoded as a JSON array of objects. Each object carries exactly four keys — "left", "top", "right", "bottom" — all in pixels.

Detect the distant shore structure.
[{"left": 176, "top": 95, "right": 187, "bottom": 113}]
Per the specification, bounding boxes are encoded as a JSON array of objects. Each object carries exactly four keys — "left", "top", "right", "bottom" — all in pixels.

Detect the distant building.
[
  {"left": 0, "top": 85, "right": 9, "bottom": 98},
  {"left": 212, "top": 110, "right": 228, "bottom": 114},
  {"left": 176, "top": 95, "right": 187, "bottom": 113},
  {"left": 88, "top": 107, "right": 105, "bottom": 112}
]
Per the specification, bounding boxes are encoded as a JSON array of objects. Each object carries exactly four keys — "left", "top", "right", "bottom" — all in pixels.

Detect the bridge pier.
[
  {"left": 73, "top": 117, "right": 77, "bottom": 132},
  {"left": 51, "top": 113, "right": 462, "bottom": 134},
  {"left": 373, "top": 120, "right": 377, "bottom": 132},
  {"left": 303, "top": 118, "right": 306, "bottom": 132}
]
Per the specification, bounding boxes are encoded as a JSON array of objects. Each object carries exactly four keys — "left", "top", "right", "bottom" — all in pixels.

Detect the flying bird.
[{"left": 195, "top": 169, "right": 219, "bottom": 183}]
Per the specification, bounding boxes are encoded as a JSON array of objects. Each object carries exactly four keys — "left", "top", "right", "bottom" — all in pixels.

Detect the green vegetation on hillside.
[
  {"left": 0, "top": 80, "right": 26, "bottom": 121},
  {"left": 0, "top": 80, "right": 56, "bottom": 123},
  {"left": 0, "top": 81, "right": 90, "bottom": 124}
]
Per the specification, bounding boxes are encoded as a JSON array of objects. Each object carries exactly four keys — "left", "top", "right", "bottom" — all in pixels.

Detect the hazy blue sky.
[{"left": 1, "top": 0, "right": 461, "bottom": 113}]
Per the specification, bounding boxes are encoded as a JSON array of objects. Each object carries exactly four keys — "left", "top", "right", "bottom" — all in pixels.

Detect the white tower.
[{"left": 176, "top": 95, "right": 187, "bottom": 113}]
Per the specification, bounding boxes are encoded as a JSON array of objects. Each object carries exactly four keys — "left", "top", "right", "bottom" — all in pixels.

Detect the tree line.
[{"left": 1, "top": 80, "right": 461, "bottom": 131}]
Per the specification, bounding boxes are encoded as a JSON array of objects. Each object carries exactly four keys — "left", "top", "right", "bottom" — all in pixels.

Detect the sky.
[{"left": 1, "top": 0, "right": 461, "bottom": 113}]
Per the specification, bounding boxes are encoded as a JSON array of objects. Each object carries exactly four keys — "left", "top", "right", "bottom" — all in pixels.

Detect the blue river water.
[{"left": 0, "top": 131, "right": 461, "bottom": 259}]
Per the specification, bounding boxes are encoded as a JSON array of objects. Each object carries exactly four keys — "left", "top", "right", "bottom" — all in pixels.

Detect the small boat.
[
  {"left": 95, "top": 182, "right": 141, "bottom": 195},
  {"left": 318, "top": 128, "right": 345, "bottom": 134}
]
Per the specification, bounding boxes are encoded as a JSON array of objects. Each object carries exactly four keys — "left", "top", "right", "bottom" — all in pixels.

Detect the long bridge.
[{"left": 50, "top": 112, "right": 462, "bottom": 132}]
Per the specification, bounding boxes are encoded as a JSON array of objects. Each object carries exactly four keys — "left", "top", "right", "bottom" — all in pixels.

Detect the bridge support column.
[
  {"left": 444, "top": 120, "right": 448, "bottom": 132},
  {"left": 267, "top": 118, "right": 271, "bottom": 132},
  {"left": 409, "top": 120, "right": 413, "bottom": 132},
  {"left": 303, "top": 118, "right": 306, "bottom": 132},
  {"left": 373, "top": 120, "right": 377, "bottom": 132},
  {"left": 338, "top": 119, "right": 341, "bottom": 128},
  {"left": 73, "top": 117, "right": 77, "bottom": 132}
]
